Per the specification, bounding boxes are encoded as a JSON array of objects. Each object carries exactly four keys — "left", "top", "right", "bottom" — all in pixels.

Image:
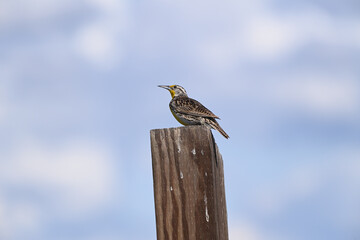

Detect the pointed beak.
[{"left": 158, "top": 85, "right": 171, "bottom": 90}]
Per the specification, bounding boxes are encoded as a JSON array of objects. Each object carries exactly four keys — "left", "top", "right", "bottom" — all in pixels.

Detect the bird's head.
[{"left": 158, "top": 85, "right": 188, "bottom": 98}]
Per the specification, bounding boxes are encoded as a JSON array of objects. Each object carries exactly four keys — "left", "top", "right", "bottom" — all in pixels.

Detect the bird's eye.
[{"left": 174, "top": 86, "right": 177, "bottom": 89}]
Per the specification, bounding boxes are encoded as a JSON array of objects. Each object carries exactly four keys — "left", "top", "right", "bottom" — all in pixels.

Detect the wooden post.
[{"left": 150, "top": 125, "right": 228, "bottom": 240}]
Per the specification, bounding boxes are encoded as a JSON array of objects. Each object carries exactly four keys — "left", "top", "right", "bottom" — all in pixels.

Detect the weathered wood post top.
[{"left": 150, "top": 125, "right": 228, "bottom": 240}]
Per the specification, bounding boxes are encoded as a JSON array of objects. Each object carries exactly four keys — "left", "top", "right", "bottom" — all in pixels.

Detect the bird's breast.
[{"left": 170, "top": 108, "right": 197, "bottom": 126}]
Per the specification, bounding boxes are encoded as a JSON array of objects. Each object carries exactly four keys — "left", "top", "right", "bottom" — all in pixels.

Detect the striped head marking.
[{"left": 158, "top": 85, "right": 188, "bottom": 98}]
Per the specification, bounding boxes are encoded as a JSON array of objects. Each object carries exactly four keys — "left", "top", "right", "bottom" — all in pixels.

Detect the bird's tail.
[{"left": 206, "top": 118, "right": 229, "bottom": 139}]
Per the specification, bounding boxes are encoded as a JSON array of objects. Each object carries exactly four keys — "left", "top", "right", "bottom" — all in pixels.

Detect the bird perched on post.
[{"left": 158, "top": 85, "right": 229, "bottom": 139}]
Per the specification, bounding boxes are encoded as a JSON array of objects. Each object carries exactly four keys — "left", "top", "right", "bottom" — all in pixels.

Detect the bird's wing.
[{"left": 171, "top": 97, "right": 220, "bottom": 119}]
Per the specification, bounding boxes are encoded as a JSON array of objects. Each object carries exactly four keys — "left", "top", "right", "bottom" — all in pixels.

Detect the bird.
[{"left": 158, "top": 85, "right": 229, "bottom": 139}]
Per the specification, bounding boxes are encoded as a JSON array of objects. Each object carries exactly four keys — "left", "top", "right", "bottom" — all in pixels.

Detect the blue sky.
[{"left": 1, "top": 0, "right": 360, "bottom": 239}]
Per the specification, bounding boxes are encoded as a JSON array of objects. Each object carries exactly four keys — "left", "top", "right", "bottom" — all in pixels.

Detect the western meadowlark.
[{"left": 158, "top": 85, "right": 229, "bottom": 139}]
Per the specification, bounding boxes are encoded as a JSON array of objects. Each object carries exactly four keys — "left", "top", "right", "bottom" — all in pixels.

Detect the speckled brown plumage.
[
  {"left": 159, "top": 85, "right": 229, "bottom": 139},
  {"left": 170, "top": 96, "right": 219, "bottom": 119}
]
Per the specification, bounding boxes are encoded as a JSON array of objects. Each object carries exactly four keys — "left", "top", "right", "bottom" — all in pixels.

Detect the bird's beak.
[{"left": 158, "top": 85, "right": 171, "bottom": 91}]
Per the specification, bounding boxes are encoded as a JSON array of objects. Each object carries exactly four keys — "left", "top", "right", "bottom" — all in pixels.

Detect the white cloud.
[
  {"left": 0, "top": 138, "right": 118, "bottom": 238},
  {"left": 88, "top": 0, "right": 122, "bottom": 13},
  {"left": 73, "top": 234, "right": 125, "bottom": 240},
  {"left": 250, "top": 147, "right": 360, "bottom": 222},
  {"left": 327, "top": 149, "right": 360, "bottom": 229},
  {"left": 73, "top": 0, "right": 129, "bottom": 68},
  {"left": 0, "top": 196, "right": 42, "bottom": 240},
  {"left": 242, "top": 14, "right": 300, "bottom": 61},
  {"left": 253, "top": 165, "right": 324, "bottom": 216},
  {"left": 229, "top": 221, "right": 262, "bottom": 240},
  {"left": 0, "top": 0, "right": 75, "bottom": 27},
  {"left": 74, "top": 23, "right": 118, "bottom": 67},
  {"left": 229, "top": 220, "right": 287, "bottom": 240},
  {"left": 1, "top": 0, "right": 130, "bottom": 69},
  {"left": 193, "top": 1, "right": 360, "bottom": 68},
  {"left": 271, "top": 75, "right": 360, "bottom": 117},
  {"left": 2, "top": 139, "right": 117, "bottom": 214},
  {"left": 0, "top": 75, "right": 11, "bottom": 124}
]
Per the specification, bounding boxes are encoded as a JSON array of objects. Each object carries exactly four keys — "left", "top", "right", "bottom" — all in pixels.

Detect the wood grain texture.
[{"left": 150, "top": 125, "right": 228, "bottom": 240}]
